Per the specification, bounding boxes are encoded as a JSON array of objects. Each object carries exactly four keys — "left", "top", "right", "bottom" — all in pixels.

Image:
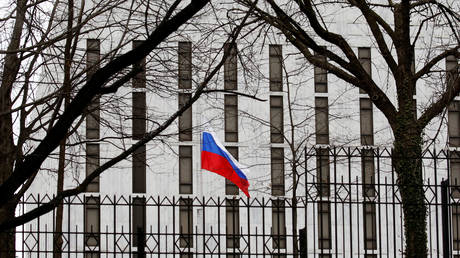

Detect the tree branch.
[
  {"left": 351, "top": 0, "right": 398, "bottom": 75},
  {"left": 418, "top": 71, "right": 460, "bottom": 128},
  {"left": 202, "top": 89, "right": 266, "bottom": 101},
  {"left": 0, "top": 0, "right": 210, "bottom": 207},
  {"left": 414, "top": 46, "right": 459, "bottom": 80},
  {"left": 0, "top": 0, "right": 255, "bottom": 228}
]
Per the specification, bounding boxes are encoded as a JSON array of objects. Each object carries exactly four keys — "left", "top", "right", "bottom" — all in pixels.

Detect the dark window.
[
  {"left": 316, "top": 148, "right": 329, "bottom": 197},
  {"left": 225, "top": 95, "right": 238, "bottom": 142},
  {"left": 363, "top": 202, "right": 377, "bottom": 250},
  {"left": 358, "top": 47, "right": 371, "bottom": 94},
  {"left": 226, "top": 147, "right": 239, "bottom": 195},
  {"left": 86, "top": 143, "right": 99, "bottom": 192},
  {"left": 446, "top": 55, "right": 458, "bottom": 92},
  {"left": 84, "top": 197, "right": 100, "bottom": 248},
  {"left": 453, "top": 203, "right": 460, "bottom": 250},
  {"left": 360, "top": 98, "right": 374, "bottom": 145},
  {"left": 132, "top": 92, "right": 146, "bottom": 140},
  {"left": 271, "top": 148, "right": 285, "bottom": 196},
  {"left": 86, "top": 39, "right": 100, "bottom": 78},
  {"left": 362, "top": 149, "right": 375, "bottom": 197},
  {"left": 449, "top": 101, "right": 460, "bottom": 147},
  {"left": 226, "top": 199, "right": 240, "bottom": 248},
  {"left": 180, "top": 253, "right": 193, "bottom": 258},
  {"left": 179, "top": 198, "right": 193, "bottom": 248},
  {"left": 132, "top": 197, "right": 146, "bottom": 248},
  {"left": 315, "top": 97, "right": 329, "bottom": 144},
  {"left": 132, "top": 40, "right": 146, "bottom": 88},
  {"left": 318, "top": 201, "right": 331, "bottom": 250},
  {"left": 178, "top": 42, "right": 192, "bottom": 89},
  {"left": 86, "top": 100, "right": 100, "bottom": 140},
  {"left": 314, "top": 53, "right": 328, "bottom": 93},
  {"left": 272, "top": 199, "right": 286, "bottom": 249},
  {"left": 178, "top": 93, "right": 193, "bottom": 141},
  {"left": 224, "top": 43, "right": 238, "bottom": 90},
  {"left": 269, "top": 45, "right": 283, "bottom": 92},
  {"left": 85, "top": 251, "right": 100, "bottom": 258},
  {"left": 86, "top": 39, "right": 100, "bottom": 140},
  {"left": 179, "top": 146, "right": 193, "bottom": 194},
  {"left": 450, "top": 151, "right": 460, "bottom": 198},
  {"left": 133, "top": 145, "right": 146, "bottom": 193},
  {"left": 270, "top": 96, "right": 284, "bottom": 143}
]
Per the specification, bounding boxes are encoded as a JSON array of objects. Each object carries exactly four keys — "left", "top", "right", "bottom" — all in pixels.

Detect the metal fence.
[{"left": 10, "top": 147, "right": 460, "bottom": 257}]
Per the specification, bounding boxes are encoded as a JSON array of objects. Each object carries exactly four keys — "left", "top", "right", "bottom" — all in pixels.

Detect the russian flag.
[{"left": 201, "top": 132, "right": 250, "bottom": 198}]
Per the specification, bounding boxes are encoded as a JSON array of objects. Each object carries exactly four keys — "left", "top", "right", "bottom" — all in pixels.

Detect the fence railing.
[{"left": 9, "top": 146, "right": 460, "bottom": 257}]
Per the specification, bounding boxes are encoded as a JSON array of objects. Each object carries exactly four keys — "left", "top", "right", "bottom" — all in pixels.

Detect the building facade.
[{"left": 19, "top": 1, "right": 459, "bottom": 257}]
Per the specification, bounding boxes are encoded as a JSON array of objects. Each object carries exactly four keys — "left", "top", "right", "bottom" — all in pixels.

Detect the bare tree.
[
  {"left": 0, "top": 0, "right": 215, "bottom": 256},
  {"left": 236, "top": 0, "right": 459, "bottom": 256}
]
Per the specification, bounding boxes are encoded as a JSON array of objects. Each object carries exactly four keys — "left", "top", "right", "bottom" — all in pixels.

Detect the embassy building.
[{"left": 18, "top": 1, "right": 459, "bottom": 257}]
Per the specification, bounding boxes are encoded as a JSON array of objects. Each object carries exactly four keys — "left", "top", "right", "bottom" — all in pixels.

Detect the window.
[
  {"left": 450, "top": 151, "right": 460, "bottom": 198},
  {"left": 449, "top": 101, "right": 460, "bottom": 147},
  {"left": 362, "top": 149, "right": 375, "bottom": 198},
  {"left": 358, "top": 47, "right": 371, "bottom": 94},
  {"left": 453, "top": 203, "right": 460, "bottom": 250},
  {"left": 314, "top": 53, "right": 328, "bottom": 93},
  {"left": 84, "top": 197, "right": 100, "bottom": 248},
  {"left": 224, "top": 43, "right": 237, "bottom": 90},
  {"left": 132, "top": 43, "right": 146, "bottom": 147},
  {"left": 132, "top": 40, "right": 146, "bottom": 89},
  {"left": 132, "top": 92, "right": 146, "bottom": 140},
  {"left": 446, "top": 55, "right": 458, "bottom": 90},
  {"left": 86, "top": 144, "right": 99, "bottom": 192},
  {"left": 270, "top": 96, "right": 284, "bottom": 143},
  {"left": 132, "top": 145, "right": 146, "bottom": 193},
  {"left": 318, "top": 201, "right": 331, "bottom": 250},
  {"left": 179, "top": 146, "right": 193, "bottom": 194},
  {"left": 86, "top": 101, "right": 100, "bottom": 140},
  {"left": 226, "top": 147, "right": 239, "bottom": 195},
  {"left": 315, "top": 97, "right": 329, "bottom": 145},
  {"left": 360, "top": 98, "right": 374, "bottom": 145},
  {"left": 132, "top": 197, "right": 146, "bottom": 248},
  {"left": 86, "top": 39, "right": 100, "bottom": 140},
  {"left": 316, "top": 148, "right": 329, "bottom": 197},
  {"left": 226, "top": 199, "right": 240, "bottom": 248},
  {"left": 269, "top": 45, "right": 283, "bottom": 92},
  {"left": 178, "top": 42, "right": 192, "bottom": 89},
  {"left": 178, "top": 93, "right": 192, "bottom": 141},
  {"left": 271, "top": 148, "right": 285, "bottom": 196},
  {"left": 272, "top": 199, "right": 286, "bottom": 249},
  {"left": 179, "top": 198, "right": 193, "bottom": 248},
  {"left": 86, "top": 39, "right": 100, "bottom": 77},
  {"left": 363, "top": 202, "right": 377, "bottom": 250},
  {"left": 85, "top": 251, "right": 100, "bottom": 258},
  {"left": 225, "top": 95, "right": 238, "bottom": 142}
]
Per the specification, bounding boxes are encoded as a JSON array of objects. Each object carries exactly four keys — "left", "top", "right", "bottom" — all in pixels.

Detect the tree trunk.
[
  {"left": 292, "top": 196, "right": 298, "bottom": 258},
  {"left": 53, "top": 141, "right": 66, "bottom": 258},
  {"left": 393, "top": 125, "right": 427, "bottom": 257},
  {"left": 291, "top": 166, "right": 298, "bottom": 258},
  {"left": 0, "top": 205, "right": 16, "bottom": 258}
]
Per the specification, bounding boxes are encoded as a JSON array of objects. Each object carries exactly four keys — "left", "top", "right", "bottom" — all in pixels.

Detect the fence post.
[
  {"left": 137, "top": 227, "right": 145, "bottom": 258},
  {"left": 441, "top": 179, "right": 450, "bottom": 257},
  {"left": 299, "top": 227, "right": 306, "bottom": 258}
]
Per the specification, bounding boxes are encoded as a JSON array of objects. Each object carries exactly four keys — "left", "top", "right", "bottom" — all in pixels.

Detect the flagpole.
[{"left": 199, "top": 131, "right": 203, "bottom": 197}]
